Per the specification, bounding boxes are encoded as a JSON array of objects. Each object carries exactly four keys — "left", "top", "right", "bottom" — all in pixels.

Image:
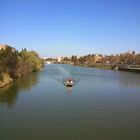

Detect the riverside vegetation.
[
  {"left": 0, "top": 46, "right": 44, "bottom": 88},
  {"left": 62, "top": 51, "right": 140, "bottom": 69},
  {"left": 48, "top": 51, "right": 140, "bottom": 69}
]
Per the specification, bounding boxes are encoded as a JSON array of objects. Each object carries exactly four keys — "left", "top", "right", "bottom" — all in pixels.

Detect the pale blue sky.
[{"left": 0, "top": 0, "right": 140, "bottom": 57}]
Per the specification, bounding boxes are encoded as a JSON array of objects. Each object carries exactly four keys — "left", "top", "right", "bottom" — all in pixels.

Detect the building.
[
  {"left": 57, "top": 56, "right": 63, "bottom": 62},
  {"left": 94, "top": 54, "right": 102, "bottom": 63},
  {"left": 0, "top": 44, "right": 16, "bottom": 52},
  {"left": 46, "top": 61, "right": 52, "bottom": 64},
  {"left": 0, "top": 45, "right": 7, "bottom": 50}
]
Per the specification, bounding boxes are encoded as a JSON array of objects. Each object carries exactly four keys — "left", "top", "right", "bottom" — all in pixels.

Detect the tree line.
[
  {"left": 0, "top": 46, "right": 44, "bottom": 87},
  {"left": 69, "top": 51, "right": 140, "bottom": 66}
]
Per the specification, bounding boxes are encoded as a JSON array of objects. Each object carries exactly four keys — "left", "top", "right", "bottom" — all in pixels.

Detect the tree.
[
  {"left": 135, "top": 54, "right": 140, "bottom": 64},
  {"left": 71, "top": 55, "right": 78, "bottom": 65}
]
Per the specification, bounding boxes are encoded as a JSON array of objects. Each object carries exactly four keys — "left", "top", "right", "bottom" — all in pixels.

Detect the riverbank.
[
  {"left": 78, "top": 63, "right": 140, "bottom": 73},
  {"left": 0, "top": 73, "right": 13, "bottom": 88},
  {"left": 118, "top": 67, "right": 140, "bottom": 73},
  {"left": 78, "top": 63, "right": 115, "bottom": 70},
  {"left": 0, "top": 45, "right": 44, "bottom": 88}
]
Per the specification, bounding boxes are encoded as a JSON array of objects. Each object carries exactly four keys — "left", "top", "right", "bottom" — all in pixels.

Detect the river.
[{"left": 0, "top": 64, "right": 140, "bottom": 140}]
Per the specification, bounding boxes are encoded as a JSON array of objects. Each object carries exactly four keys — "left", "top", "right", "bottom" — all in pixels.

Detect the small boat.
[{"left": 64, "top": 78, "right": 75, "bottom": 87}]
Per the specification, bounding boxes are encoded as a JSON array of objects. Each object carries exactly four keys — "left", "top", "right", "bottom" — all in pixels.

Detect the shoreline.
[
  {"left": 75, "top": 63, "right": 140, "bottom": 73},
  {"left": 76, "top": 64, "right": 114, "bottom": 70},
  {"left": 0, "top": 46, "right": 45, "bottom": 88},
  {"left": 118, "top": 67, "right": 140, "bottom": 73},
  {"left": 0, "top": 73, "right": 13, "bottom": 88},
  {"left": 0, "top": 69, "right": 43, "bottom": 88}
]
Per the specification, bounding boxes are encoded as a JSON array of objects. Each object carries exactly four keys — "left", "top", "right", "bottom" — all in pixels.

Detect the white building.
[
  {"left": 0, "top": 44, "right": 16, "bottom": 52},
  {"left": 57, "top": 56, "right": 63, "bottom": 62},
  {"left": 46, "top": 61, "right": 52, "bottom": 64}
]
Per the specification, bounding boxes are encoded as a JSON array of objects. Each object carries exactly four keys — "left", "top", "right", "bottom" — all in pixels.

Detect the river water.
[{"left": 0, "top": 64, "right": 140, "bottom": 140}]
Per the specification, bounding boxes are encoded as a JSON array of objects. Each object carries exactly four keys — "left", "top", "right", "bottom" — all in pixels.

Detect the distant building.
[
  {"left": 57, "top": 56, "right": 63, "bottom": 62},
  {"left": 46, "top": 61, "right": 52, "bottom": 64},
  {"left": 77, "top": 55, "right": 81, "bottom": 59},
  {"left": 94, "top": 54, "right": 102, "bottom": 63},
  {"left": 0, "top": 45, "right": 7, "bottom": 50},
  {"left": 41, "top": 57, "right": 48, "bottom": 60},
  {"left": 0, "top": 44, "right": 16, "bottom": 52}
]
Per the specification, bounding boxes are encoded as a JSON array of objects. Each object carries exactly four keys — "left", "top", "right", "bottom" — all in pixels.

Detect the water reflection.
[
  {"left": 1, "top": 64, "right": 140, "bottom": 109},
  {"left": 65, "top": 86, "right": 73, "bottom": 94},
  {"left": 0, "top": 84, "right": 18, "bottom": 108},
  {"left": 0, "top": 72, "right": 39, "bottom": 108},
  {"left": 118, "top": 72, "right": 140, "bottom": 88}
]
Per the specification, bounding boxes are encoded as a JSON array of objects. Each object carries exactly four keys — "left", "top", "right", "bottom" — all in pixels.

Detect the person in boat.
[{"left": 64, "top": 78, "right": 74, "bottom": 86}]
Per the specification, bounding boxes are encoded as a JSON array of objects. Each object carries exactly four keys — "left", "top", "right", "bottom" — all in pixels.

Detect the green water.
[{"left": 0, "top": 64, "right": 140, "bottom": 140}]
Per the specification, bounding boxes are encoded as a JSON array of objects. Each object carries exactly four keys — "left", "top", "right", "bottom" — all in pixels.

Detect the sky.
[{"left": 0, "top": 0, "right": 140, "bottom": 57}]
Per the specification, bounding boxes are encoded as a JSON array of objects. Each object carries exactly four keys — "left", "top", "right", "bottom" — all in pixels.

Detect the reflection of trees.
[
  {"left": 0, "top": 72, "right": 39, "bottom": 108},
  {"left": 0, "top": 84, "right": 18, "bottom": 108},
  {"left": 15, "top": 72, "right": 39, "bottom": 91},
  {"left": 118, "top": 73, "right": 140, "bottom": 88},
  {"left": 120, "top": 79, "right": 140, "bottom": 88}
]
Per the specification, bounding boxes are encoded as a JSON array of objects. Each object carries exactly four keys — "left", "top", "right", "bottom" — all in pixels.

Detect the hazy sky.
[{"left": 0, "top": 0, "right": 140, "bottom": 57}]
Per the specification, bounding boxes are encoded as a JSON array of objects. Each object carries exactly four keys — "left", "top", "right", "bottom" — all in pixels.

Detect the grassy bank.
[{"left": 78, "top": 63, "right": 115, "bottom": 70}]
